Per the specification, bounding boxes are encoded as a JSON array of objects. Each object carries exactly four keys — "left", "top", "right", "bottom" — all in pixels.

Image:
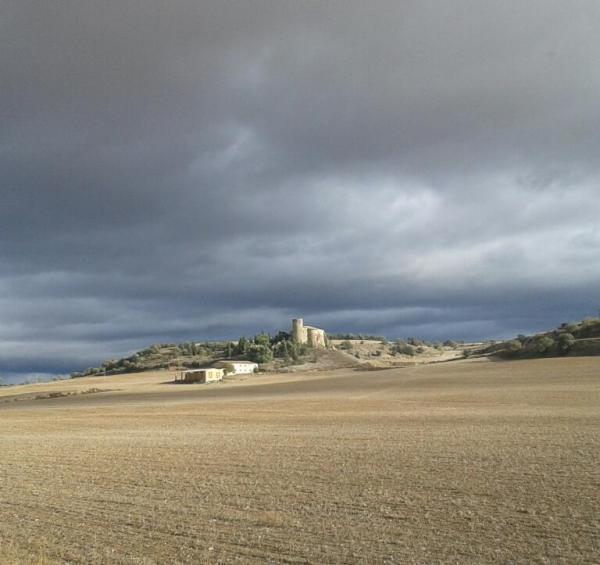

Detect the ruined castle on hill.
[{"left": 292, "top": 318, "right": 326, "bottom": 348}]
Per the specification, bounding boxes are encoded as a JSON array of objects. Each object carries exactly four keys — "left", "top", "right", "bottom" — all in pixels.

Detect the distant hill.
[
  {"left": 71, "top": 318, "right": 600, "bottom": 379},
  {"left": 478, "top": 317, "right": 600, "bottom": 359},
  {"left": 71, "top": 331, "right": 467, "bottom": 379},
  {"left": 71, "top": 331, "right": 319, "bottom": 378},
  {"left": 70, "top": 342, "right": 228, "bottom": 378}
]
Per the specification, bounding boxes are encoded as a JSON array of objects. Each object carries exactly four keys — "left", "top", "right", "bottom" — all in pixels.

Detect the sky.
[{"left": 2, "top": 1, "right": 600, "bottom": 382}]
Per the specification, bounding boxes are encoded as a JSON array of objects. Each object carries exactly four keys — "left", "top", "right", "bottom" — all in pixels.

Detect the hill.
[
  {"left": 70, "top": 332, "right": 340, "bottom": 379},
  {"left": 70, "top": 331, "right": 470, "bottom": 380},
  {"left": 68, "top": 317, "right": 600, "bottom": 381},
  {"left": 478, "top": 317, "right": 600, "bottom": 359},
  {"left": 70, "top": 341, "right": 228, "bottom": 378}
]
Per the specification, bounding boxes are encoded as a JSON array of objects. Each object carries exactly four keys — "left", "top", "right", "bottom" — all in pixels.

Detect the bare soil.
[{"left": 0, "top": 357, "right": 599, "bottom": 563}]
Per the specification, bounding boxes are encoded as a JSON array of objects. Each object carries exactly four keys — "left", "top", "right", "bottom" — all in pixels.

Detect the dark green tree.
[
  {"left": 235, "top": 337, "right": 249, "bottom": 355},
  {"left": 254, "top": 333, "right": 271, "bottom": 347},
  {"left": 271, "top": 331, "right": 291, "bottom": 344},
  {"left": 248, "top": 344, "right": 273, "bottom": 364}
]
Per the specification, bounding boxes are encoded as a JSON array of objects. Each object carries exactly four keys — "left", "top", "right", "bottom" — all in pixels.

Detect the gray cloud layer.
[{"left": 2, "top": 1, "right": 600, "bottom": 381}]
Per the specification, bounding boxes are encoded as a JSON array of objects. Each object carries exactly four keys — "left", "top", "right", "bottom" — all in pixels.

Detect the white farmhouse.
[{"left": 214, "top": 360, "right": 259, "bottom": 375}]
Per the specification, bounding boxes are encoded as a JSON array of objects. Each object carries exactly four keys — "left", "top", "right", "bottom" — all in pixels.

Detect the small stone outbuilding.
[{"left": 179, "top": 368, "right": 224, "bottom": 384}]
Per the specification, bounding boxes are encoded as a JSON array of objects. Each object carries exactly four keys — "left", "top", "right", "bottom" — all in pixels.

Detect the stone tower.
[
  {"left": 292, "top": 318, "right": 326, "bottom": 347},
  {"left": 292, "top": 318, "right": 306, "bottom": 344}
]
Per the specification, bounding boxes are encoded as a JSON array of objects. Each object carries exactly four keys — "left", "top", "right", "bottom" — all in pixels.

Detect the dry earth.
[{"left": 0, "top": 357, "right": 599, "bottom": 564}]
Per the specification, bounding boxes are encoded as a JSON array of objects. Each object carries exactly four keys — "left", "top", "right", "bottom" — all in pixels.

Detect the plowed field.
[{"left": 1, "top": 357, "right": 599, "bottom": 563}]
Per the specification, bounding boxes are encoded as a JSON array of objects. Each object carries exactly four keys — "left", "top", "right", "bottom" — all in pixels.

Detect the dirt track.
[{"left": 0, "top": 357, "right": 599, "bottom": 563}]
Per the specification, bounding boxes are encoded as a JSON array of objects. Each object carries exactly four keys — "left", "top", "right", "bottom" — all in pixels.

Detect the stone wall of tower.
[
  {"left": 307, "top": 327, "right": 326, "bottom": 348},
  {"left": 292, "top": 318, "right": 307, "bottom": 344}
]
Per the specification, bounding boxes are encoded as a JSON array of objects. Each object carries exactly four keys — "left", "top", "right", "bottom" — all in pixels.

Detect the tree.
[
  {"left": 535, "top": 336, "right": 555, "bottom": 354},
  {"left": 254, "top": 333, "right": 271, "bottom": 347},
  {"left": 506, "top": 340, "right": 523, "bottom": 354},
  {"left": 235, "top": 336, "right": 249, "bottom": 355},
  {"left": 288, "top": 341, "right": 303, "bottom": 361},
  {"left": 271, "top": 331, "right": 291, "bottom": 344},
  {"left": 247, "top": 344, "right": 273, "bottom": 364},
  {"left": 180, "top": 342, "right": 193, "bottom": 356},
  {"left": 221, "top": 362, "right": 236, "bottom": 375},
  {"left": 273, "top": 339, "right": 291, "bottom": 359},
  {"left": 557, "top": 333, "right": 575, "bottom": 355}
]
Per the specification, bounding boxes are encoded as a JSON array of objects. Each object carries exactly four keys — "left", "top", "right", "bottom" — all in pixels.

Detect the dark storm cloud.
[{"left": 2, "top": 1, "right": 600, "bottom": 380}]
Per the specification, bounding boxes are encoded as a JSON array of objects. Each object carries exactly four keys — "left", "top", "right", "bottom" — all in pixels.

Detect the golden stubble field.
[{"left": 0, "top": 357, "right": 599, "bottom": 564}]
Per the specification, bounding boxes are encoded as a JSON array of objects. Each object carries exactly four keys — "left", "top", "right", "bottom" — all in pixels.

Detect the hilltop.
[
  {"left": 67, "top": 316, "right": 600, "bottom": 382},
  {"left": 478, "top": 317, "right": 600, "bottom": 359},
  {"left": 70, "top": 331, "right": 330, "bottom": 379},
  {"left": 70, "top": 333, "right": 469, "bottom": 381}
]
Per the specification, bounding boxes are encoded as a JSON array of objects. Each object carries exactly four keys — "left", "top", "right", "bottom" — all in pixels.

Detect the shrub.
[
  {"left": 339, "top": 340, "right": 353, "bottom": 350},
  {"left": 392, "top": 341, "right": 415, "bottom": 356}
]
